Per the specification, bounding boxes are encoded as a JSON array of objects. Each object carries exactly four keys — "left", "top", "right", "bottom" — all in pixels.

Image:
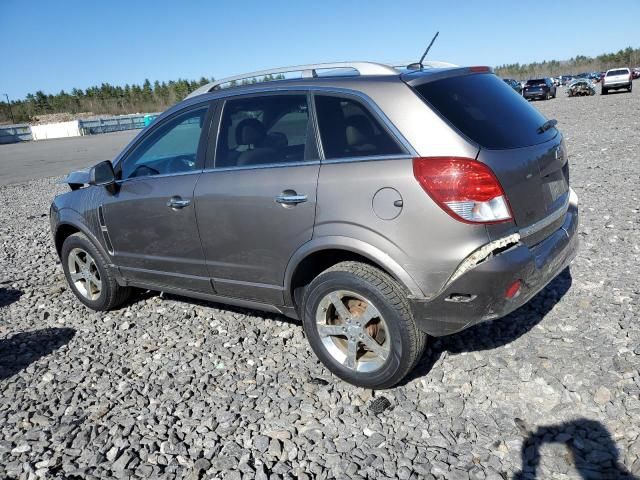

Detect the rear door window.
[
  {"left": 413, "top": 73, "right": 557, "bottom": 149},
  {"left": 215, "top": 94, "right": 311, "bottom": 168},
  {"left": 313, "top": 95, "right": 404, "bottom": 160},
  {"left": 607, "top": 69, "right": 629, "bottom": 76}
]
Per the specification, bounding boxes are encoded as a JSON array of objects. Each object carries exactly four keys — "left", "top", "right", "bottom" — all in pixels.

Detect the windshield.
[{"left": 412, "top": 73, "right": 557, "bottom": 149}]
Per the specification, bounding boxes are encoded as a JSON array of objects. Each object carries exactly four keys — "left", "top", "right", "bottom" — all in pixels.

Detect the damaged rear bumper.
[{"left": 409, "top": 192, "right": 579, "bottom": 337}]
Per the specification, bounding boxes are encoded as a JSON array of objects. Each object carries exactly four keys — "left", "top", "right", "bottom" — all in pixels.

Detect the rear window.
[
  {"left": 413, "top": 73, "right": 556, "bottom": 149},
  {"left": 525, "top": 79, "right": 546, "bottom": 86},
  {"left": 607, "top": 69, "right": 629, "bottom": 76}
]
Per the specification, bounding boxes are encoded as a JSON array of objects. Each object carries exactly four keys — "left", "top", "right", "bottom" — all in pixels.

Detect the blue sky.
[{"left": 1, "top": 0, "right": 638, "bottom": 100}]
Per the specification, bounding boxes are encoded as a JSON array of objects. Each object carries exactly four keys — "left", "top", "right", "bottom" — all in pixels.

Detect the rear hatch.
[
  {"left": 523, "top": 79, "right": 547, "bottom": 94},
  {"left": 406, "top": 70, "right": 569, "bottom": 244},
  {"left": 605, "top": 69, "right": 630, "bottom": 85}
]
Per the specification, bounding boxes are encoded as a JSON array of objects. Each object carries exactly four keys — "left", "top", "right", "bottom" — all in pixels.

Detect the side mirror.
[{"left": 89, "top": 160, "right": 116, "bottom": 187}]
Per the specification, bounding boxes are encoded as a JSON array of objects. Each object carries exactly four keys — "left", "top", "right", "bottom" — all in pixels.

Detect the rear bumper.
[
  {"left": 603, "top": 81, "right": 631, "bottom": 88},
  {"left": 409, "top": 197, "right": 579, "bottom": 337},
  {"left": 523, "top": 90, "right": 547, "bottom": 99}
]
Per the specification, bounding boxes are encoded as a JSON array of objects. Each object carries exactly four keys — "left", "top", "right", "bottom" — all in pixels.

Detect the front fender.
[
  {"left": 52, "top": 207, "right": 112, "bottom": 265},
  {"left": 283, "top": 235, "right": 424, "bottom": 306}
]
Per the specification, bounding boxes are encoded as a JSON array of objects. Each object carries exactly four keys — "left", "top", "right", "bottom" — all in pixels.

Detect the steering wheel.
[
  {"left": 129, "top": 164, "right": 160, "bottom": 178},
  {"left": 166, "top": 155, "right": 196, "bottom": 173}
]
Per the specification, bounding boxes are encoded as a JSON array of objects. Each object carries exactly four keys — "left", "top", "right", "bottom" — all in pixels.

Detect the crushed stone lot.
[{"left": 1, "top": 87, "right": 639, "bottom": 479}]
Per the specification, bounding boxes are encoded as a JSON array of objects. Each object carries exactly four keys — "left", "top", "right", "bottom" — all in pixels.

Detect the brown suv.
[{"left": 51, "top": 62, "right": 579, "bottom": 387}]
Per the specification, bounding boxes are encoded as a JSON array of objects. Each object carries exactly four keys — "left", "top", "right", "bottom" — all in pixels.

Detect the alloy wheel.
[
  {"left": 67, "top": 247, "right": 102, "bottom": 301},
  {"left": 315, "top": 290, "right": 390, "bottom": 373}
]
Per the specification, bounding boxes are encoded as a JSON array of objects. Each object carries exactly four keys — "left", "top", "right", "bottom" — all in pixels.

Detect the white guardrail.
[
  {"left": 31, "top": 120, "right": 82, "bottom": 141},
  {"left": 0, "top": 113, "right": 160, "bottom": 144}
]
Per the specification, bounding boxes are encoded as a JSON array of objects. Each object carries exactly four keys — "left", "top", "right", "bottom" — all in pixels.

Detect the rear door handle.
[
  {"left": 275, "top": 192, "right": 308, "bottom": 206},
  {"left": 167, "top": 196, "right": 191, "bottom": 209}
]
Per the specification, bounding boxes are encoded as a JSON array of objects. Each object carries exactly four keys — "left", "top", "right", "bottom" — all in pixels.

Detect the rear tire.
[
  {"left": 61, "top": 232, "right": 132, "bottom": 311},
  {"left": 629, "top": 84, "right": 633, "bottom": 93},
  {"left": 302, "top": 261, "right": 427, "bottom": 389},
  {"left": 602, "top": 87, "right": 608, "bottom": 95}
]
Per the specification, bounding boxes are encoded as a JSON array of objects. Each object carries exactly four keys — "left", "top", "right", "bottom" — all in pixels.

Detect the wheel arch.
[
  {"left": 284, "top": 237, "right": 423, "bottom": 312},
  {"left": 53, "top": 209, "right": 111, "bottom": 264}
]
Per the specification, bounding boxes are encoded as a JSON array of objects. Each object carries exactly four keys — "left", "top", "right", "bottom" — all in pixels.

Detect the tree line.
[
  {"left": 0, "top": 74, "right": 285, "bottom": 125},
  {"left": 495, "top": 46, "right": 640, "bottom": 80},
  {"left": 2, "top": 45, "right": 638, "bottom": 124}
]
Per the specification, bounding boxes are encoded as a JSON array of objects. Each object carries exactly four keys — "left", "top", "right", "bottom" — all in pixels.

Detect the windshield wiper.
[{"left": 537, "top": 119, "right": 557, "bottom": 134}]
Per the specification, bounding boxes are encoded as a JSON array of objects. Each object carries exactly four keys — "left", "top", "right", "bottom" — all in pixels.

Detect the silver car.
[{"left": 50, "top": 62, "right": 579, "bottom": 388}]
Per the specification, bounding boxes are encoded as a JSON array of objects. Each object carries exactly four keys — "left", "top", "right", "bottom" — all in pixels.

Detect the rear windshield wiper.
[{"left": 537, "top": 119, "right": 557, "bottom": 134}]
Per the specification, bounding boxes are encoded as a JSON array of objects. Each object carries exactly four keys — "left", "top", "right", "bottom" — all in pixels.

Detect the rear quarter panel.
[{"left": 314, "top": 158, "right": 490, "bottom": 297}]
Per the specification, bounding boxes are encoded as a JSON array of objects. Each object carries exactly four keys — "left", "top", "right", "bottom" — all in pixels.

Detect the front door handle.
[
  {"left": 275, "top": 191, "right": 308, "bottom": 206},
  {"left": 167, "top": 196, "right": 191, "bottom": 209}
]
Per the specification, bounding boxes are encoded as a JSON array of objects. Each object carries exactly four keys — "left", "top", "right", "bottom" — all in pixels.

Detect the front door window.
[{"left": 120, "top": 107, "right": 207, "bottom": 179}]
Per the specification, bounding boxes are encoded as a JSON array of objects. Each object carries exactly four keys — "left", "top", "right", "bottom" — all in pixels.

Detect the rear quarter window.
[{"left": 413, "top": 73, "right": 557, "bottom": 149}]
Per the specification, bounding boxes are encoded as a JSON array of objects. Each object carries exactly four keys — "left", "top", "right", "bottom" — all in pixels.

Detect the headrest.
[
  {"left": 236, "top": 118, "right": 266, "bottom": 146},
  {"left": 345, "top": 115, "right": 374, "bottom": 146}
]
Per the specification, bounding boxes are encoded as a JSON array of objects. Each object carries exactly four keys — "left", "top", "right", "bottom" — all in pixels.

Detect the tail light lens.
[{"left": 413, "top": 157, "right": 512, "bottom": 224}]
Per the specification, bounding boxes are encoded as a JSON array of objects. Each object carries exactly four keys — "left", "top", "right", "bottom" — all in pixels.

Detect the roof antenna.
[{"left": 407, "top": 31, "right": 439, "bottom": 70}]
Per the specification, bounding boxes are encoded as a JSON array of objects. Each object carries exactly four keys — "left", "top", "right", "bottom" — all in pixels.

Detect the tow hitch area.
[{"left": 445, "top": 293, "right": 477, "bottom": 303}]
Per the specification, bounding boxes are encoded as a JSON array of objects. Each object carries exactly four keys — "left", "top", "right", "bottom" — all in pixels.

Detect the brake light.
[
  {"left": 470, "top": 66, "right": 491, "bottom": 73},
  {"left": 505, "top": 279, "right": 522, "bottom": 299},
  {"left": 412, "top": 157, "right": 512, "bottom": 224}
]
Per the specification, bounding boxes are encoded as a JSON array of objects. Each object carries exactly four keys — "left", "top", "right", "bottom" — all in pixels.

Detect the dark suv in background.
[
  {"left": 50, "top": 62, "right": 578, "bottom": 388},
  {"left": 523, "top": 78, "right": 556, "bottom": 100}
]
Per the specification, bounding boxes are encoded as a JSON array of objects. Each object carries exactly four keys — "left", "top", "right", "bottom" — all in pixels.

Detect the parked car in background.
[
  {"left": 523, "top": 78, "right": 556, "bottom": 100},
  {"left": 50, "top": 61, "right": 578, "bottom": 388},
  {"left": 561, "top": 75, "right": 574, "bottom": 86},
  {"left": 602, "top": 68, "right": 632, "bottom": 94},
  {"left": 502, "top": 78, "right": 522, "bottom": 94},
  {"left": 632, "top": 68, "right": 640, "bottom": 80},
  {"left": 567, "top": 79, "right": 596, "bottom": 97}
]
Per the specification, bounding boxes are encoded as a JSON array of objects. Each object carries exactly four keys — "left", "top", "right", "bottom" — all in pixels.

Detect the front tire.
[
  {"left": 61, "top": 232, "right": 131, "bottom": 311},
  {"left": 301, "top": 261, "right": 427, "bottom": 389}
]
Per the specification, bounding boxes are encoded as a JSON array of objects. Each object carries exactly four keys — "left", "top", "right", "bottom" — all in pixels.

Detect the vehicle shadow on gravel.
[
  {"left": 0, "top": 328, "right": 76, "bottom": 380},
  {"left": 513, "top": 418, "right": 638, "bottom": 479},
  {"left": 404, "top": 267, "right": 573, "bottom": 384},
  {"left": 0, "top": 287, "right": 23, "bottom": 308}
]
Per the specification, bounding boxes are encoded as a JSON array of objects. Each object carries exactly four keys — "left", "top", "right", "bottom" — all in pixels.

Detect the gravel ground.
[{"left": 1, "top": 86, "right": 639, "bottom": 479}]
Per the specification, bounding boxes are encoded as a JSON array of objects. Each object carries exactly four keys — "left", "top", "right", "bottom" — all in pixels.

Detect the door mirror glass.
[{"left": 90, "top": 160, "right": 116, "bottom": 186}]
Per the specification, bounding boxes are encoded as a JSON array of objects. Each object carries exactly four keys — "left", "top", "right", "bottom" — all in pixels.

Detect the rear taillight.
[{"left": 412, "top": 157, "right": 512, "bottom": 224}]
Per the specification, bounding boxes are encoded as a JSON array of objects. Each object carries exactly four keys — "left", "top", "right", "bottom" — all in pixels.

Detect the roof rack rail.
[{"left": 185, "top": 61, "right": 399, "bottom": 99}]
